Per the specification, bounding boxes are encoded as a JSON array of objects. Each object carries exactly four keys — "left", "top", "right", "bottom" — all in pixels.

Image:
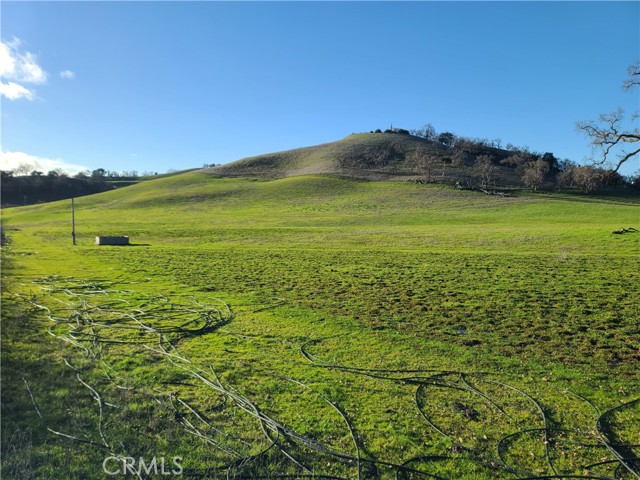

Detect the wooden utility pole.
[{"left": 71, "top": 197, "right": 76, "bottom": 245}]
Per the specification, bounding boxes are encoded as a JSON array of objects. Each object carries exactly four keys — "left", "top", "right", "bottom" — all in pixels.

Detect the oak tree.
[{"left": 576, "top": 61, "right": 639, "bottom": 172}]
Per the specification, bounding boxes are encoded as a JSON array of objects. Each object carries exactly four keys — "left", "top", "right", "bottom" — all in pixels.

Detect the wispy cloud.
[
  {"left": 60, "top": 70, "right": 75, "bottom": 80},
  {"left": 0, "top": 149, "right": 90, "bottom": 175},
  {"left": 0, "top": 38, "right": 48, "bottom": 101}
]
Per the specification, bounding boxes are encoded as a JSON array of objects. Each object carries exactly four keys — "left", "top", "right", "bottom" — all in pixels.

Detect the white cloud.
[
  {"left": 60, "top": 70, "right": 75, "bottom": 80},
  {"left": 0, "top": 42, "right": 16, "bottom": 77},
  {"left": 17, "top": 52, "right": 47, "bottom": 84},
  {"left": 0, "top": 149, "right": 90, "bottom": 175},
  {"left": 0, "top": 81, "right": 34, "bottom": 100},
  {"left": 0, "top": 38, "right": 48, "bottom": 101}
]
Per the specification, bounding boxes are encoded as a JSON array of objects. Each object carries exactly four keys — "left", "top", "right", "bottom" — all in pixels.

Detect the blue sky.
[{"left": 1, "top": 1, "right": 639, "bottom": 176}]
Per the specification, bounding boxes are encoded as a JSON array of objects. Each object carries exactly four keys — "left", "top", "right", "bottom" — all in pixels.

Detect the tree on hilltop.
[
  {"left": 437, "top": 132, "right": 457, "bottom": 148},
  {"left": 411, "top": 123, "right": 437, "bottom": 141}
]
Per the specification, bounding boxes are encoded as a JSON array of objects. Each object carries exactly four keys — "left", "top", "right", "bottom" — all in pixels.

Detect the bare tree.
[
  {"left": 423, "top": 123, "right": 437, "bottom": 141},
  {"left": 501, "top": 153, "right": 528, "bottom": 169},
  {"left": 571, "top": 166, "right": 607, "bottom": 193},
  {"left": 451, "top": 148, "right": 471, "bottom": 167},
  {"left": 622, "top": 60, "right": 640, "bottom": 91},
  {"left": 364, "top": 145, "right": 397, "bottom": 168},
  {"left": 556, "top": 160, "right": 577, "bottom": 188},
  {"left": 475, "top": 154, "right": 495, "bottom": 188},
  {"left": 409, "top": 147, "right": 437, "bottom": 182},
  {"left": 522, "top": 159, "right": 550, "bottom": 190},
  {"left": 576, "top": 61, "right": 639, "bottom": 172},
  {"left": 12, "top": 163, "right": 33, "bottom": 176},
  {"left": 411, "top": 123, "right": 437, "bottom": 141}
]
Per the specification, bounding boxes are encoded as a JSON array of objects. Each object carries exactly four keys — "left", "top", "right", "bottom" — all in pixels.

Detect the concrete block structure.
[{"left": 95, "top": 236, "right": 129, "bottom": 246}]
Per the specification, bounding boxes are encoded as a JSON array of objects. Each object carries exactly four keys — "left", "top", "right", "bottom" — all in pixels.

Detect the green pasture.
[{"left": 2, "top": 173, "right": 639, "bottom": 479}]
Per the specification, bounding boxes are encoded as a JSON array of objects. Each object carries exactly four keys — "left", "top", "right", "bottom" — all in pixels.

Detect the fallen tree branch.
[{"left": 612, "top": 227, "right": 638, "bottom": 235}]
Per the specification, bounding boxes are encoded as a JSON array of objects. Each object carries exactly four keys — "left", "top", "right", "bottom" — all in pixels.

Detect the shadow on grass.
[{"left": 93, "top": 243, "right": 152, "bottom": 247}]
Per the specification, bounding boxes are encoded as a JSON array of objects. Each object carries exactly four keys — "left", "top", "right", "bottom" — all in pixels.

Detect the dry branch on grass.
[{"left": 14, "top": 276, "right": 640, "bottom": 479}]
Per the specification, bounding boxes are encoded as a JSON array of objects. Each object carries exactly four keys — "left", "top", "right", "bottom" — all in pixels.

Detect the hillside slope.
[{"left": 4, "top": 172, "right": 638, "bottom": 254}]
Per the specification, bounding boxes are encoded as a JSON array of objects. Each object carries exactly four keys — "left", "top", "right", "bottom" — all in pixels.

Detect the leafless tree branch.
[
  {"left": 623, "top": 60, "right": 640, "bottom": 91},
  {"left": 576, "top": 62, "right": 640, "bottom": 173}
]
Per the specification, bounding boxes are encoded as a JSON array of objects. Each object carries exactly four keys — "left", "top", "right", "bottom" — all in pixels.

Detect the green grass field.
[{"left": 2, "top": 173, "right": 639, "bottom": 479}]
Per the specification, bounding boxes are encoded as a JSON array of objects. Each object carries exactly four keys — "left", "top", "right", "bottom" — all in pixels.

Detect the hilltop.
[
  {"left": 203, "top": 132, "right": 509, "bottom": 182},
  {"left": 202, "top": 131, "right": 635, "bottom": 193}
]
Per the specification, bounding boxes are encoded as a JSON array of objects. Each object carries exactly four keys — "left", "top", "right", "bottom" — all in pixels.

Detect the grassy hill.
[
  {"left": 205, "top": 132, "right": 511, "bottom": 182},
  {"left": 2, "top": 172, "right": 639, "bottom": 479},
  {"left": 205, "top": 132, "right": 637, "bottom": 194}
]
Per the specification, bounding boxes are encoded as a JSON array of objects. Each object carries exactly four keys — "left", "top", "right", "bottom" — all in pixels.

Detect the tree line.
[
  {"left": 0, "top": 169, "right": 140, "bottom": 207},
  {"left": 368, "top": 124, "right": 636, "bottom": 193},
  {"left": 441, "top": 129, "right": 632, "bottom": 192}
]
